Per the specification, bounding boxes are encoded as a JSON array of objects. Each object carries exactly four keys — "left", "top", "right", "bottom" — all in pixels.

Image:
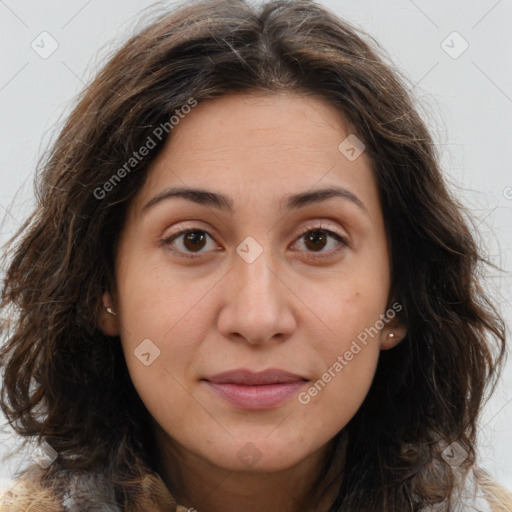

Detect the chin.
[{"left": 197, "top": 436, "right": 316, "bottom": 473}]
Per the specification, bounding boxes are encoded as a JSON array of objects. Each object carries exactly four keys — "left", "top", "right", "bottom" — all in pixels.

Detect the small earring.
[
  {"left": 386, "top": 332, "right": 396, "bottom": 340},
  {"left": 106, "top": 307, "right": 116, "bottom": 316}
]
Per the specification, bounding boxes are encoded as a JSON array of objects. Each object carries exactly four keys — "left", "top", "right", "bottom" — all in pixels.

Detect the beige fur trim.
[
  {"left": 0, "top": 467, "right": 185, "bottom": 512},
  {"left": 0, "top": 477, "right": 65, "bottom": 511},
  {"left": 474, "top": 467, "right": 512, "bottom": 512}
]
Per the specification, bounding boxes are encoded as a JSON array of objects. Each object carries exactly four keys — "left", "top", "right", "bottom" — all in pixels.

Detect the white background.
[{"left": 0, "top": 0, "right": 511, "bottom": 491}]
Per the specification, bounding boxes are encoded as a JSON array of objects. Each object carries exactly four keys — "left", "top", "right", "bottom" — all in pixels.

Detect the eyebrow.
[{"left": 142, "top": 185, "right": 369, "bottom": 215}]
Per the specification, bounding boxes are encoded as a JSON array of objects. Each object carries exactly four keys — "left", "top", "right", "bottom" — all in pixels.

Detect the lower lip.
[{"left": 204, "top": 381, "right": 307, "bottom": 410}]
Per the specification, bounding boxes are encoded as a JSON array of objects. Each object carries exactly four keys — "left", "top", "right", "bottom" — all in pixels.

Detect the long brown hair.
[{"left": 0, "top": 0, "right": 507, "bottom": 510}]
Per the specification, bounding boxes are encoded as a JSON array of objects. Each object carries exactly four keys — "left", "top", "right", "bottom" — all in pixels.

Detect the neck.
[{"left": 150, "top": 422, "right": 347, "bottom": 512}]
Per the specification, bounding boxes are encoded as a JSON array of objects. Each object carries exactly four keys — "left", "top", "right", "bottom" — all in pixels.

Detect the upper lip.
[{"left": 204, "top": 369, "right": 308, "bottom": 385}]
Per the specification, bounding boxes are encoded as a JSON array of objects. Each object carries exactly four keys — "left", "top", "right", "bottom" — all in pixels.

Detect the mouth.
[{"left": 201, "top": 369, "right": 309, "bottom": 410}]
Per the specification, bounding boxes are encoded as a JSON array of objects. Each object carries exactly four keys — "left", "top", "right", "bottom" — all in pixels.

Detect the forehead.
[
  {"left": 132, "top": 92, "right": 378, "bottom": 215},
  {"left": 165, "top": 92, "right": 354, "bottom": 167}
]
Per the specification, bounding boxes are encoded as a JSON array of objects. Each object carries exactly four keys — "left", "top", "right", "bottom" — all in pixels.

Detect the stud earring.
[
  {"left": 386, "top": 332, "right": 396, "bottom": 340},
  {"left": 106, "top": 307, "right": 116, "bottom": 316}
]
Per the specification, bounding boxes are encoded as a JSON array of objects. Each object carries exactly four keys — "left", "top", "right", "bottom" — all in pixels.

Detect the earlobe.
[
  {"left": 97, "top": 291, "right": 119, "bottom": 337},
  {"left": 380, "top": 324, "right": 407, "bottom": 350}
]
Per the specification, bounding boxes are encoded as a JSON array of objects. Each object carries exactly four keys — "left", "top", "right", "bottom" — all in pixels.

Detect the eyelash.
[{"left": 161, "top": 224, "right": 348, "bottom": 261}]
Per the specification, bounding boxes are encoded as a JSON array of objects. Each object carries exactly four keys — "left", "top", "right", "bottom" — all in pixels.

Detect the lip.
[{"left": 202, "top": 369, "right": 308, "bottom": 410}]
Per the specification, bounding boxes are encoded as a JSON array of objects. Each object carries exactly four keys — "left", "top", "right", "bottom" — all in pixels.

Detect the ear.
[
  {"left": 379, "top": 316, "right": 407, "bottom": 350},
  {"left": 97, "top": 291, "right": 120, "bottom": 337}
]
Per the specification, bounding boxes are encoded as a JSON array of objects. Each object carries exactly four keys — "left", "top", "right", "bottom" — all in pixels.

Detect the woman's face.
[{"left": 102, "top": 92, "right": 405, "bottom": 473}]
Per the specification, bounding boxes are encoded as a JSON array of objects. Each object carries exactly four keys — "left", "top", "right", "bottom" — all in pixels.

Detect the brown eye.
[
  {"left": 182, "top": 231, "right": 208, "bottom": 252},
  {"left": 304, "top": 230, "right": 329, "bottom": 252},
  {"left": 163, "top": 229, "right": 217, "bottom": 258},
  {"left": 292, "top": 228, "right": 347, "bottom": 259}
]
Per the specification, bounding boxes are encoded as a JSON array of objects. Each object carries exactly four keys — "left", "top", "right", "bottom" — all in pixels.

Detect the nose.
[{"left": 216, "top": 246, "right": 297, "bottom": 346}]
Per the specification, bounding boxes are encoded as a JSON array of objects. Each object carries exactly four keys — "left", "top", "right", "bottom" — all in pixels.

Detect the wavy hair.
[{"left": 0, "top": 0, "right": 507, "bottom": 510}]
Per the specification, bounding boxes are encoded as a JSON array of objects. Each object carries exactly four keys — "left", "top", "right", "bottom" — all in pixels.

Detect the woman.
[{"left": 0, "top": 0, "right": 511, "bottom": 510}]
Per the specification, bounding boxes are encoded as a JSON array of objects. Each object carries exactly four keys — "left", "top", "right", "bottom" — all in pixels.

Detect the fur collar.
[{"left": 0, "top": 464, "right": 189, "bottom": 512}]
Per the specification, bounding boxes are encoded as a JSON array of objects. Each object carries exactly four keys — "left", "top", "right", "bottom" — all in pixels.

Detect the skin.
[{"left": 99, "top": 92, "right": 407, "bottom": 512}]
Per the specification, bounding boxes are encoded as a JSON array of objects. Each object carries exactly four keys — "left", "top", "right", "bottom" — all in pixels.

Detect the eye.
[
  {"left": 291, "top": 227, "right": 347, "bottom": 259},
  {"left": 162, "top": 229, "right": 219, "bottom": 259},
  {"left": 161, "top": 225, "right": 347, "bottom": 260}
]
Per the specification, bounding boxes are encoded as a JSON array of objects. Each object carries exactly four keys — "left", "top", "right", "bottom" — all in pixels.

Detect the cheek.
[
  {"left": 298, "top": 271, "right": 389, "bottom": 354},
  {"left": 292, "top": 274, "right": 385, "bottom": 417},
  {"left": 296, "top": 335, "right": 380, "bottom": 436},
  {"left": 116, "top": 250, "right": 205, "bottom": 343},
  {"left": 118, "top": 318, "right": 202, "bottom": 439},
  {"left": 114, "top": 257, "right": 207, "bottom": 406}
]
